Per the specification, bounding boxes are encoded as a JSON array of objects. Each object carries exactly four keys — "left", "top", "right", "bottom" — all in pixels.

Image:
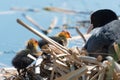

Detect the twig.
[
  {"left": 11, "top": 7, "right": 40, "bottom": 12},
  {"left": 23, "top": 14, "right": 57, "bottom": 35},
  {"left": 23, "top": 14, "right": 45, "bottom": 31},
  {"left": 55, "top": 66, "right": 88, "bottom": 80},
  {"left": 50, "top": 51, "right": 56, "bottom": 80},
  {"left": 46, "top": 16, "right": 58, "bottom": 34},
  {"left": 75, "top": 26, "right": 86, "bottom": 43},
  {"left": 44, "top": 7, "right": 91, "bottom": 15},
  {"left": 113, "top": 42, "right": 120, "bottom": 59}
]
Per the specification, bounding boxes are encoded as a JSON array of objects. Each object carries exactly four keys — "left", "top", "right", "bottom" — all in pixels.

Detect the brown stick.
[
  {"left": 23, "top": 14, "right": 45, "bottom": 31},
  {"left": 55, "top": 66, "right": 88, "bottom": 80},
  {"left": 75, "top": 26, "right": 86, "bottom": 43}
]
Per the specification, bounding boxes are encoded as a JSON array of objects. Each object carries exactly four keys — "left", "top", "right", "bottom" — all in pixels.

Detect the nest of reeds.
[{"left": 3, "top": 44, "right": 120, "bottom": 80}]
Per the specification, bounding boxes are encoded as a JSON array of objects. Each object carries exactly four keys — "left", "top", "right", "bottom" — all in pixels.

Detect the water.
[
  {"left": 0, "top": 51, "right": 15, "bottom": 67},
  {"left": 0, "top": 0, "right": 120, "bottom": 67}
]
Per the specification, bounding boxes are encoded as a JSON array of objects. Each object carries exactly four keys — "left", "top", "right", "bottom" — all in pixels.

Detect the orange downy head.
[
  {"left": 27, "top": 38, "right": 38, "bottom": 49},
  {"left": 58, "top": 30, "right": 71, "bottom": 38}
]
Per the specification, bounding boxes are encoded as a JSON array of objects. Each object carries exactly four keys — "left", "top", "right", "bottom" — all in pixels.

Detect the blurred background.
[{"left": 0, "top": 0, "right": 120, "bottom": 67}]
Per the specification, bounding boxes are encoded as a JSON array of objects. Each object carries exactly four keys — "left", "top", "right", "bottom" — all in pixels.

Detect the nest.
[{"left": 2, "top": 45, "right": 120, "bottom": 80}]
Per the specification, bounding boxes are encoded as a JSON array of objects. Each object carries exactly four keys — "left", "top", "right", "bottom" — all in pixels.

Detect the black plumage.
[
  {"left": 12, "top": 49, "right": 37, "bottom": 69},
  {"left": 83, "top": 9, "right": 119, "bottom": 58},
  {"left": 39, "top": 36, "right": 67, "bottom": 48},
  {"left": 38, "top": 30, "right": 71, "bottom": 48},
  {"left": 12, "top": 38, "right": 39, "bottom": 74},
  {"left": 90, "top": 9, "right": 118, "bottom": 29}
]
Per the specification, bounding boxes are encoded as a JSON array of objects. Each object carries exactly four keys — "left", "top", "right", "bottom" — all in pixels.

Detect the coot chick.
[
  {"left": 12, "top": 38, "right": 39, "bottom": 74},
  {"left": 38, "top": 30, "right": 71, "bottom": 48}
]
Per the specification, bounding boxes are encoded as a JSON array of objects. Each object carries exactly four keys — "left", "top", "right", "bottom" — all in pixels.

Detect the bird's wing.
[{"left": 103, "top": 20, "right": 120, "bottom": 42}]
